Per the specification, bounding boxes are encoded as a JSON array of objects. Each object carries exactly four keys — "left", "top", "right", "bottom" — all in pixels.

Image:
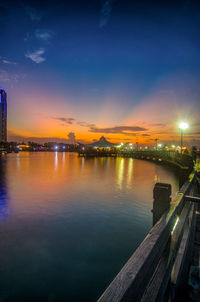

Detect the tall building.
[{"left": 0, "top": 89, "right": 7, "bottom": 142}]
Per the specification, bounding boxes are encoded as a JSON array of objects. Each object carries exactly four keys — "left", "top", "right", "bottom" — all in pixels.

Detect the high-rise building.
[{"left": 0, "top": 89, "right": 7, "bottom": 142}]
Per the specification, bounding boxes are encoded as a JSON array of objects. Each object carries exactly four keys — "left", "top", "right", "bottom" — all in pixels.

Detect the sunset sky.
[{"left": 0, "top": 0, "right": 200, "bottom": 145}]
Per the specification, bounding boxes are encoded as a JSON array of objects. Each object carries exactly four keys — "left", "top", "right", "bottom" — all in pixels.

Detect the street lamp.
[
  {"left": 155, "top": 138, "right": 158, "bottom": 151},
  {"left": 179, "top": 122, "right": 189, "bottom": 154}
]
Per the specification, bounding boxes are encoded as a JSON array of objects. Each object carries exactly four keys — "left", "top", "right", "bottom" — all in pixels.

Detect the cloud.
[
  {"left": 52, "top": 117, "right": 75, "bottom": 125},
  {"left": 50, "top": 117, "right": 96, "bottom": 127},
  {"left": 35, "top": 29, "right": 54, "bottom": 42},
  {"left": 0, "top": 69, "right": 10, "bottom": 82},
  {"left": 99, "top": 0, "right": 117, "bottom": 28},
  {"left": 2, "top": 59, "right": 17, "bottom": 65},
  {"left": 149, "top": 123, "right": 166, "bottom": 127},
  {"left": 89, "top": 125, "right": 147, "bottom": 136},
  {"left": 24, "top": 30, "right": 54, "bottom": 43},
  {"left": 77, "top": 121, "right": 96, "bottom": 128},
  {"left": 24, "top": 5, "right": 42, "bottom": 21},
  {"left": 0, "top": 69, "right": 25, "bottom": 84},
  {"left": 25, "top": 48, "right": 46, "bottom": 64}
]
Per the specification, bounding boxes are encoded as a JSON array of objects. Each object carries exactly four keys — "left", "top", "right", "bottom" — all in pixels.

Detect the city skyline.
[{"left": 1, "top": 0, "right": 200, "bottom": 146}]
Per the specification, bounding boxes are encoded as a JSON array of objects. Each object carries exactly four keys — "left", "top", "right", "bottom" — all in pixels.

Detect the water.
[{"left": 0, "top": 152, "right": 179, "bottom": 302}]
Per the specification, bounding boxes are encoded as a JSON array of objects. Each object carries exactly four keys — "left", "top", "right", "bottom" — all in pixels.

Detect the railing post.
[{"left": 153, "top": 183, "right": 172, "bottom": 226}]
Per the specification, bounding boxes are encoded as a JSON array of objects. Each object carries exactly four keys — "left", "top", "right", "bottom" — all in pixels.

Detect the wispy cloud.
[
  {"left": 51, "top": 117, "right": 75, "bottom": 125},
  {"left": 51, "top": 117, "right": 96, "bottom": 128},
  {"left": 24, "top": 5, "right": 42, "bottom": 21},
  {"left": 89, "top": 125, "right": 147, "bottom": 136},
  {"left": 35, "top": 29, "right": 54, "bottom": 42},
  {"left": 2, "top": 59, "right": 17, "bottom": 65},
  {"left": 0, "top": 69, "right": 11, "bottom": 82},
  {"left": 149, "top": 123, "right": 166, "bottom": 127},
  {"left": 25, "top": 48, "right": 46, "bottom": 64},
  {"left": 99, "top": 0, "right": 117, "bottom": 28},
  {"left": 0, "top": 69, "right": 25, "bottom": 83},
  {"left": 77, "top": 121, "right": 96, "bottom": 128}
]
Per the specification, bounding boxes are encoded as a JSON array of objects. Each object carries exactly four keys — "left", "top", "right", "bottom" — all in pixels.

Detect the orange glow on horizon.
[{"left": 7, "top": 81, "right": 200, "bottom": 146}]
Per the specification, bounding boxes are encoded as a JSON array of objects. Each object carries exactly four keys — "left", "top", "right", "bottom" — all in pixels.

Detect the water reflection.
[
  {"left": 0, "top": 152, "right": 179, "bottom": 302},
  {"left": 116, "top": 158, "right": 125, "bottom": 190},
  {"left": 54, "top": 151, "right": 58, "bottom": 170},
  {"left": 0, "top": 158, "right": 8, "bottom": 221},
  {"left": 127, "top": 158, "right": 134, "bottom": 189},
  {"left": 62, "top": 152, "right": 65, "bottom": 167}
]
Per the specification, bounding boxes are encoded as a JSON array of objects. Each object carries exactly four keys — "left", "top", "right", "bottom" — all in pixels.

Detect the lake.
[{"left": 0, "top": 152, "right": 179, "bottom": 302}]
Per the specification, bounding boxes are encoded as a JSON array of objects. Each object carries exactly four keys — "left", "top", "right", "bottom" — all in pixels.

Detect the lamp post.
[
  {"left": 179, "top": 122, "right": 189, "bottom": 154},
  {"left": 155, "top": 138, "right": 159, "bottom": 151}
]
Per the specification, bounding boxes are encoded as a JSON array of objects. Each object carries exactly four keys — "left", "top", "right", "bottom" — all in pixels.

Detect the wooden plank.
[
  {"left": 171, "top": 203, "right": 196, "bottom": 286},
  {"left": 185, "top": 195, "right": 200, "bottom": 203},
  {"left": 140, "top": 201, "right": 192, "bottom": 302}
]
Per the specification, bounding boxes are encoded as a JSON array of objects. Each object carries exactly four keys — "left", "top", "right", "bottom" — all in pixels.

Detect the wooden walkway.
[{"left": 174, "top": 181, "right": 200, "bottom": 302}]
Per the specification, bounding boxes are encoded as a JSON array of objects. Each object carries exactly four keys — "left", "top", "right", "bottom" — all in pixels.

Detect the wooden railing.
[{"left": 97, "top": 173, "right": 197, "bottom": 302}]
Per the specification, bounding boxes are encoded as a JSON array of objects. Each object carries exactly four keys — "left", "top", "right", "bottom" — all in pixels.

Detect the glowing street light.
[
  {"left": 179, "top": 122, "right": 189, "bottom": 131},
  {"left": 179, "top": 122, "right": 189, "bottom": 153}
]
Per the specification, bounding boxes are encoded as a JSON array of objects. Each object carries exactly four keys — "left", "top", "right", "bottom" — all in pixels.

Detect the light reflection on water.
[{"left": 0, "top": 152, "right": 179, "bottom": 302}]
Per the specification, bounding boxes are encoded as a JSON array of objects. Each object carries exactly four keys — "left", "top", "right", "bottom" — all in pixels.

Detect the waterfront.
[{"left": 0, "top": 152, "right": 179, "bottom": 302}]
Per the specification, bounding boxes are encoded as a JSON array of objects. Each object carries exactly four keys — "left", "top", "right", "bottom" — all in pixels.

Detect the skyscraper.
[{"left": 0, "top": 89, "right": 7, "bottom": 142}]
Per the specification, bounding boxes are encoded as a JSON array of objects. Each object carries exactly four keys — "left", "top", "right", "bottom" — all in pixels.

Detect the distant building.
[
  {"left": 0, "top": 89, "right": 7, "bottom": 142},
  {"left": 87, "top": 136, "right": 116, "bottom": 148}
]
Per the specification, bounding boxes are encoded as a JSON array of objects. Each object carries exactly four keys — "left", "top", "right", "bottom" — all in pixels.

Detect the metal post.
[{"left": 180, "top": 129, "right": 183, "bottom": 154}]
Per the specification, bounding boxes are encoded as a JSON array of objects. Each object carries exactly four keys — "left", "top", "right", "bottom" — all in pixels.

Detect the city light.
[{"left": 179, "top": 122, "right": 189, "bottom": 130}]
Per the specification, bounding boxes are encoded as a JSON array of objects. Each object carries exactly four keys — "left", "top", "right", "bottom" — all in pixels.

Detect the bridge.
[
  {"left": 97, "top": 171, "right": 200, "bottom": 302},
  {"left": 79, "top": 150, "right": 194, "bottom": 183},
  {"left": 78, "top": 149, "right": 194, "bottom": 167}
]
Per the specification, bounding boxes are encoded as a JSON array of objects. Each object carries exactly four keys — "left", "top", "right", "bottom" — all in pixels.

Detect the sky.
[{"left": 0, "top": 0, "right": 200, "bottom": 146}]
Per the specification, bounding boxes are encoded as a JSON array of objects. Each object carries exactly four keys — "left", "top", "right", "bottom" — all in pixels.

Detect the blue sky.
[{"left": 0, "top": 0, "right": 200, "bottom": 145}]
